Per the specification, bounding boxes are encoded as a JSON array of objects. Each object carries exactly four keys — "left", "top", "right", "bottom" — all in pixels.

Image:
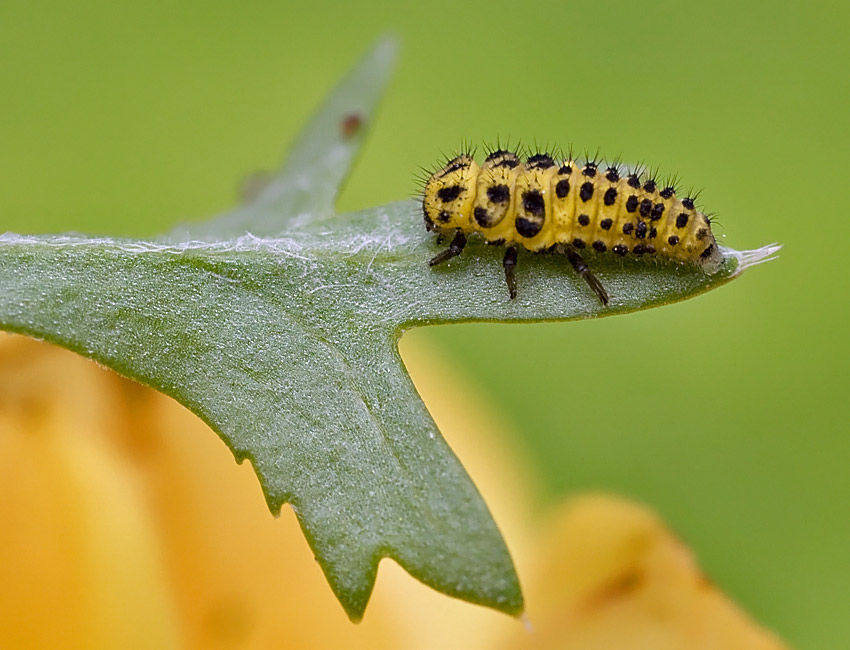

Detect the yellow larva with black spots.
[{"left": 422, "top": 150, "right": 722, "bottom": 305}]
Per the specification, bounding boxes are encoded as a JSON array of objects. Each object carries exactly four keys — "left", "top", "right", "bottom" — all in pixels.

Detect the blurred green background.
[{"left": 1, "top": 1, "right": 847, "bottom": 648}]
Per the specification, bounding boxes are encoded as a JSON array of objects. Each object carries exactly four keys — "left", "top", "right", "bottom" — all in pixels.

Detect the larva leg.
[
  {"left": 428, "top": 231, "right": 467, "bottom": 267},
  {"left": 503, "top": 245, "right": 518, "bottom": 299},
  {"left": 566, "top": 248, "right": 610, "bottom": 306}
]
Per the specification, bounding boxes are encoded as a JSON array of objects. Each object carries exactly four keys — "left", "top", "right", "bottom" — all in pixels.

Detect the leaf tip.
[{"left": 726, "top": 243, "right": 782, "bottom": 276}]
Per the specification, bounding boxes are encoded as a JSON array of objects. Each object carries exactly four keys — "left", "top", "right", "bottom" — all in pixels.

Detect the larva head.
[
  {"left": 697, "top": 234, "right": 724, "bottom": 272},
  {"left": 422, "top": 154, "right": 479, "bottom": 232}
]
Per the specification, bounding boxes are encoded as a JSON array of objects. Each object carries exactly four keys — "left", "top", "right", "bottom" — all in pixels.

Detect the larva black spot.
[
  {"left": 582, "top": 163, "right": 597, "bottom": 177},
  {"left": 622, "top": 222, "right": 634, "bottom": 235},
  {"left": 522, "top": 190, "right": 545, "bottom": 217},
  {"left": 437, "top": 185, "right": 463, "bottom": 202},
  {"left": 579, "top": 182, "right": 594, "bottom": 202},
  {"left": 593, "top": 240, "right": 607, "bottom": 252},
  {"left": 606, "top": 167, "right": 620, "bottom": 182},
  {"left": 627, "top": 175, "right": 641, "bottom": 189},
  {"left": 643, "top": 179, "right": 657, "bottom": 193},
  {"left": 496, "top": 158, "right": 520, "bottom": 169},
  {"left": 682, "top": 197, "right": 695, "bottom": 210},
  {"left": 600, "top": 218, "right": 613, "bottom": 230},
  {"left": 487, "top": 184, "right": 511, "bottom": 204},
  {"left": 625, "top": 196, "right": 639, "bottom": 212},
  {"left": 633, "top": 243, "right": 647, "bottom": 255},
  {"left": 438, "top": 210, "right": 451, "bottom": 223},
  {"left": 639, "top": 199, "right": 652, "bottom": 218},
  {"left": 651, "top": 203, "right": 664, "bottom": 220},
  {"left": 636, "top": 221, "right": 648, "bottom": 239},
  {"left": 668, "top": 235, "right": 680, "bottom": 246},
  {"left": 474, "top": 207, "right": 492, "bottom": 227},
  {"left": 603, "top": 188, "right": 618, "bottom": 206},
  {"left": 696, "top": 227, "right": 708, "bottom": 240},
  {"left": 700, "top": 243, "right": 715, "bottom": 259},
  {"left": 555, "top": 179, "right": 570, "bottom": 198},
  {"left": 558, "top": 164, "right": 572, "bottom": 174},
  {"left": 572, "top": 238, "right": 586, "bottom": 248},
  {"left": 676, "top": 213, "right": 689, "bottom": 228},
  {"left": 650, "top": 226, "right": 657, "bottom": 238},
  {"left": 613, "top": 244, "right": 628, "bottom": 256},
  {"left": 516, "top": 217, "right": 542, "bottom": 238},
  {"left": 646, "top": 244, "right": 656, "bottom": 255},
  {"left": 660, "top": 187, "right": 675, "bottom": 199},
  {"left": 578, "top": 214, "right": 590, "bottom": 226}
]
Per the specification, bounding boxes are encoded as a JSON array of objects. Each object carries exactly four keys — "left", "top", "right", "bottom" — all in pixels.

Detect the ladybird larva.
[{"left": 421, "top": 149, "right": 723, "bottom": 305}]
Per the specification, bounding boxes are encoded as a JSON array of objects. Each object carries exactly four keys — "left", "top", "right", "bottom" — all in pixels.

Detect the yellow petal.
[
  {"left": 0, "top": 335, "right": 180, "bottom": 650},
  {"left": 504, "top": 495, "right": 789, "bottom": 650}
]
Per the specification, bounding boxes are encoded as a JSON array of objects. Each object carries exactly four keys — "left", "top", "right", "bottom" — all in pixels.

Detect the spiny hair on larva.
[{"left": 420, "top": 145, "right": 724, "bottom": 305}]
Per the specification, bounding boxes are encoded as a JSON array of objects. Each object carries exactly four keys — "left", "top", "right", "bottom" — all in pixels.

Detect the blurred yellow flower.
[{"left": 0, "top": 333, "right": 788, "bottom": 649}]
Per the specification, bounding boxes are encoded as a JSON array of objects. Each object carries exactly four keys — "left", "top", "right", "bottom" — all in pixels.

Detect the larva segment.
[
  {"left": 513, "top": 154, "right": 558, "bottom": 251},
  {"left": 588, "top": 166, "right": 624, "bottom": 252},
  {"left": 552, "top": 161, "right": 578, "bottom": 245},
  {"left": 422, "top": 154, "right": 479, "bottom": 232},
  {"left": 471, "top": 151, "right": 521, "bottom": 243},
  {"left": 570, "top": 162, "right": 603, "bottom": 251}
]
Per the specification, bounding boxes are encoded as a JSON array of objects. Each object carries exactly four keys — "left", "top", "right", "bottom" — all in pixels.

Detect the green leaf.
[{"left": 0, "top": 38, "right": 779, "bottom": 620}]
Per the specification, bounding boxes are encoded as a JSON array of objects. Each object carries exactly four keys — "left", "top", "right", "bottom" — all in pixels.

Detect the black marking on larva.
[
  {"left": 633, "top": 243, "right": 647, "bottom": 255},
  {"left": 668, "top": 235, "right": 680, "bottom": 246},
  {"left": 487, "top": 184, "right": 511, "bottom": 204},
  {"left": 676, "top": 213, "right": 689, "bottom": 228},
  {"left": 696, "top": 227, "right": 708, "bottom": 241},
  {"left": 439, "top": 159, "right": 469, "bottom": 177},
  {"left": 660, "top": 186, "right": 675, "bottom": 199},
  {"left": 496, "top": 158, "right": 520, "bottom": 169},
  {"left": 485, "top": 149, "right": 511, "bottom": 162},
  {"left": 592, "top": 240, "right": 607, "bottom": 252},
  {"left": 437, "top": 185, "right": 463, "bottom": 202},
  {"left": 600, "top": 218, "right": 613, "bottom": 230},
  {"left": 606, "top": 167, "right": 620, "bottom": 182},
  {"left": 613, "top": 244, "right": 628, "bottom": 256},
  {"left": 555, "top": 179, "right": 570, "bottom": 198},
  {"left": 572, "top": 238, "right": 586, "bottom": 248},
  {"left": 527, "top": 153, "right": 555, "bottom": 169},
  {"left": 558, "top": 164, "right": 572, "bottom": 175},
  {"left": 486, "top": 238, "right": 505, "bottom": 246},
  {"left": 516, "top": 217, "right": 542, "bottom": 238},
  {"left": 625, "top": 196, "right": 638, "bottom": 212},
  {"left": 651, "top": 203, "right": 664, "bottom": 220},
  {"left": 438, "top": 210, "right": 451, "bottom": 223},
  {"left": 639, "top": 199, "right": 652, "bottom": 218},
  {"left": 636, "top": 221, "right": 648, "bottom": 239},
  {"left": 622, "top": 222, "right": 634, "bottom": 235},
  {"left": 580, "top": 182, "right": 594, "bottom": 202},
  {"left": 578, "top": 214, "right": 591, "bottom": 226},
  {"left": 582, "top": 163, "right": 598, "bottom": 177},
  {"left": 627, "top": 175, "right": 641, "bottom": 189},
  {"left": 646, "top": 244, "right": 656, "bottom": 255},
  {"left": 643, "top": 179, "right": 657, "bottom": 193},
  {"left": 474, "top": 207, "right": 492, "bottom": 227},
  {"left": 700, "top": 243, "right": 715, "bottom": 259},
  {"left": 650, "top": 226, "right": 657, "bottom": 239},
  {"left": 682, "top": 197, "right": 695, "bottom": 210},
  {"left": 603, "top": 188, "right": 618, "bottom": 206},
  {"left": 522, "top": 190, "right": 545, "bottom": 217}
]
